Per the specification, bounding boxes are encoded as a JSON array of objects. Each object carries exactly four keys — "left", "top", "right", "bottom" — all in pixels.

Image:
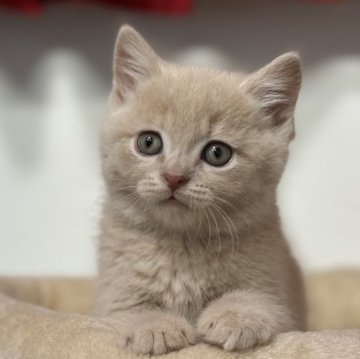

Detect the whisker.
[
  {"left": 193, "top": 205, "right": 203, "bottom": 242},
  {"left": 203, "top": 208, "right": 212, "bottom": 251},
  {"left": 207, "top": 207, "right": 221, "bottom": 254},
  {"left": 114, "top": 185, "right": 138, "bottom": 192},
  {"left": 211, "top": 203, "right": 239, "bottom": 254},
  {"left": 120, "top": 191, "right": 138, "bottom": 201},
  {"left": 214, "top": 196, "right": 252, "bottom": 234}
]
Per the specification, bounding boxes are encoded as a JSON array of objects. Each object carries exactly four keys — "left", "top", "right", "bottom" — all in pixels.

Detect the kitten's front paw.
[
  {"left": 119, "top": 314, "right": 196, "bottom": 355},
  {"left": 197, "top": 309, "right": 275, "bottom": 351}
]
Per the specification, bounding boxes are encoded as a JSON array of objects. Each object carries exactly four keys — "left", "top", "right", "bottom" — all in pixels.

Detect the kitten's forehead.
[{"left": 135, "top": 66, "right": 253, "bottom": 146}]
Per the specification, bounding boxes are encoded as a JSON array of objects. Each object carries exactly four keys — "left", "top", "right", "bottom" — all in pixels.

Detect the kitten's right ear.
[{"left": 113, "top": 25, "right": 160, "bottom": 101}]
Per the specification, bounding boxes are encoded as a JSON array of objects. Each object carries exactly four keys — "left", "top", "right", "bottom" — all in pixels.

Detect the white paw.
[
  {"left": 118, "top": 315, "right": 196, "bottom": 355},
  {"left": 197, "top": 309, "right": 275, "bottom": 351}
]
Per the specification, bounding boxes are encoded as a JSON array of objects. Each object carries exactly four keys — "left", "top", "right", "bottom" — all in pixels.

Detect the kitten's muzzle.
[{"left": 163, "top": 173, "right": 188, "bottom": 192}]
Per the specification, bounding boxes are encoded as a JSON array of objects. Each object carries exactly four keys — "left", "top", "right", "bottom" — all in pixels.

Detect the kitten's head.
[{"left": 101, "top": 25, "right": 301, "bottom": 231}]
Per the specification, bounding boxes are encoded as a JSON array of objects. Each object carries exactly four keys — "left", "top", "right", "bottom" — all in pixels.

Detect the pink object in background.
[{"left": 0, "top": 0, "right": 194, "bottom": 15}]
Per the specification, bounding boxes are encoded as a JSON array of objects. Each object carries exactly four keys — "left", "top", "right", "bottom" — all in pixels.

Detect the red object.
[
  {"left": 89, "top": 0, "right": 193, "bottom": 14},
  {"left": 0, "top": 0, "right": 194, "bottom": 15},
  {"left": 0, "top": 0, "right": 43, "bottom": 14}
]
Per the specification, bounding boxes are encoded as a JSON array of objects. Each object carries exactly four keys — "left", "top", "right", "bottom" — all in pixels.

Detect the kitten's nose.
[{"left": 163, "top": 173, "right": 187, "bottom": 192}]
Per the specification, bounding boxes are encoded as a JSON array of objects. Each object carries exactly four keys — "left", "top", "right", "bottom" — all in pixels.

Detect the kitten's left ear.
[
  {"left": 243, "top": 52, "right": 301, "bottom": 129},
  {"left": 113, "top": 25, "right": 161, "bottom": 101}
]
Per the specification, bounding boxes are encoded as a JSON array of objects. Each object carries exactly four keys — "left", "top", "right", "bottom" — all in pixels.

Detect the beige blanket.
[{"left": 0, "top": 270, "right": 359, "bottom": 358}]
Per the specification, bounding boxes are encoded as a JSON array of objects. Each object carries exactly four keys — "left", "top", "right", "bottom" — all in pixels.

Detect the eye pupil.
[
  {"left": 145, "top": 136, "right": 153, "bottom": 147},
  {"left": 212, "top": 146, "right": 222, "bottom": 158}
]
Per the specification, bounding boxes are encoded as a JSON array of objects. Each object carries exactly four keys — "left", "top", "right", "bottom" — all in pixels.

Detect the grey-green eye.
[
  {"left": 202, "top": 141, "right": 232, "bottom": 167},
  {"left": 137, "top": 132, "right": 163, "bottom": 155}
]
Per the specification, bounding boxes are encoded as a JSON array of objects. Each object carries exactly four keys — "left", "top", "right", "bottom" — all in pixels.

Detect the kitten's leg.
[
  {"left": 102, "top": 308, "right": 196, "bottom": 355},
  {"left": 197, "top": 290, "right": 295, "bottom": 351}
]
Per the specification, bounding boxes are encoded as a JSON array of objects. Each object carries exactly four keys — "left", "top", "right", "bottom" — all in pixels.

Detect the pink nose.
[{"left": 163, "top": 173, "right": 187, "bottom": 192}]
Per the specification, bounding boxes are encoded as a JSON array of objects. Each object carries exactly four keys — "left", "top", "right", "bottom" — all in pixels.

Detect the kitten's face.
[{"left": 101, "top": 26, "right": 301, "bottom": 231}]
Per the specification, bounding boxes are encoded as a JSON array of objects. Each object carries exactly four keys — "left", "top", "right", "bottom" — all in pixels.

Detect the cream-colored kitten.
[{"left": 92, "top": 25, "right": 306, "bottom": 355}]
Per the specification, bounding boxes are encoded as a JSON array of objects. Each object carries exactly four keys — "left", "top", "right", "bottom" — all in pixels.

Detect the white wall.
[{"left": 0, "top": 0, "right": 359, "bottom": 275}]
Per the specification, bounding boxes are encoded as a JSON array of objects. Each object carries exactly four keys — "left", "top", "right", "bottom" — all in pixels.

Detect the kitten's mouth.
[{"left": 161, "top": 195, "right": 188, "bottom": 208}]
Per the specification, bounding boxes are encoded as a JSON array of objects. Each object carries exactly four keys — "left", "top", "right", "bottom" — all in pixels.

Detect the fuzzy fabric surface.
[{"left": 0, "top": 270, "right": 359, "bottom": 359}]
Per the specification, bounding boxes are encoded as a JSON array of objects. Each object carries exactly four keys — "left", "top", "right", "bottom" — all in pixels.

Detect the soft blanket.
[{"left": 0, "top": 270, "right": 359, "bottom": 359}]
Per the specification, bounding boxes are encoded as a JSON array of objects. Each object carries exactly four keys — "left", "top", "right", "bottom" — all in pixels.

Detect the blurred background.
[{"left": 0, "top": 0, "right": 359, "bottom": 276}]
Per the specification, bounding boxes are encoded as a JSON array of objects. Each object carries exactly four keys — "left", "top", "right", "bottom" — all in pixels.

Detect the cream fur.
[{"left": 92, "top": 25, "right": 306, "bottom": 355}]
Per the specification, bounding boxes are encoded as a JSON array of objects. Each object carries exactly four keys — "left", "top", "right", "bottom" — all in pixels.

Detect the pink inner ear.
[
  {"left": 114, "top": 48, "right": 157, "bottom": 102},
  {"left": 243, "top": 53, "right": 301, "bottom": 128},
  {"left": 115, "top": 49, "right": 138, "bottom": 100},
  {"left": 113, "top": 26, "right": 161, "bottom": 102}
]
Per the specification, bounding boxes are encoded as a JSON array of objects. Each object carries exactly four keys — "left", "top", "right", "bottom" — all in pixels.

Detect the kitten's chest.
[{"left": 130, "top": 241, "right": 234, "bottom": 321}]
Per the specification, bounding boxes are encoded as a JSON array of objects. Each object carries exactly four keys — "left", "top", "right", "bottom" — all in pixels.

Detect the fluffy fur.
[{"left": 92, "top": 25, "right": 306, "bottom": 355}]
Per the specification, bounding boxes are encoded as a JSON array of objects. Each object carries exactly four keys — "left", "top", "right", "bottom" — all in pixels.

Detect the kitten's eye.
[
  {"left": 202, "top": 141, "right": 232, "bottom": 167},
  {"left": 137, "top": 132, "right": 163, "bottom": 155}
]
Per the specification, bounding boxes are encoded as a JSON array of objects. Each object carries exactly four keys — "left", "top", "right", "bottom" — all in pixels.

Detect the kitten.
[{"left": 92, "top": 25, "right": 306, "bottom": 355}]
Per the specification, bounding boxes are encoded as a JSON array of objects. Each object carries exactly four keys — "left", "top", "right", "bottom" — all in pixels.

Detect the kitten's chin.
[{"left": 149, "top": 199, "right": 199, "bottom": 231}]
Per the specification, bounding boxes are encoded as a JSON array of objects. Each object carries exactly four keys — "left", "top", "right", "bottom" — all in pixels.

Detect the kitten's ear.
[
  {"left": 113, "top": 25, "right": 160, "bottom": 100},
  {"left": 243, "top": 52, "right": 301, "bottom": 129}
]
